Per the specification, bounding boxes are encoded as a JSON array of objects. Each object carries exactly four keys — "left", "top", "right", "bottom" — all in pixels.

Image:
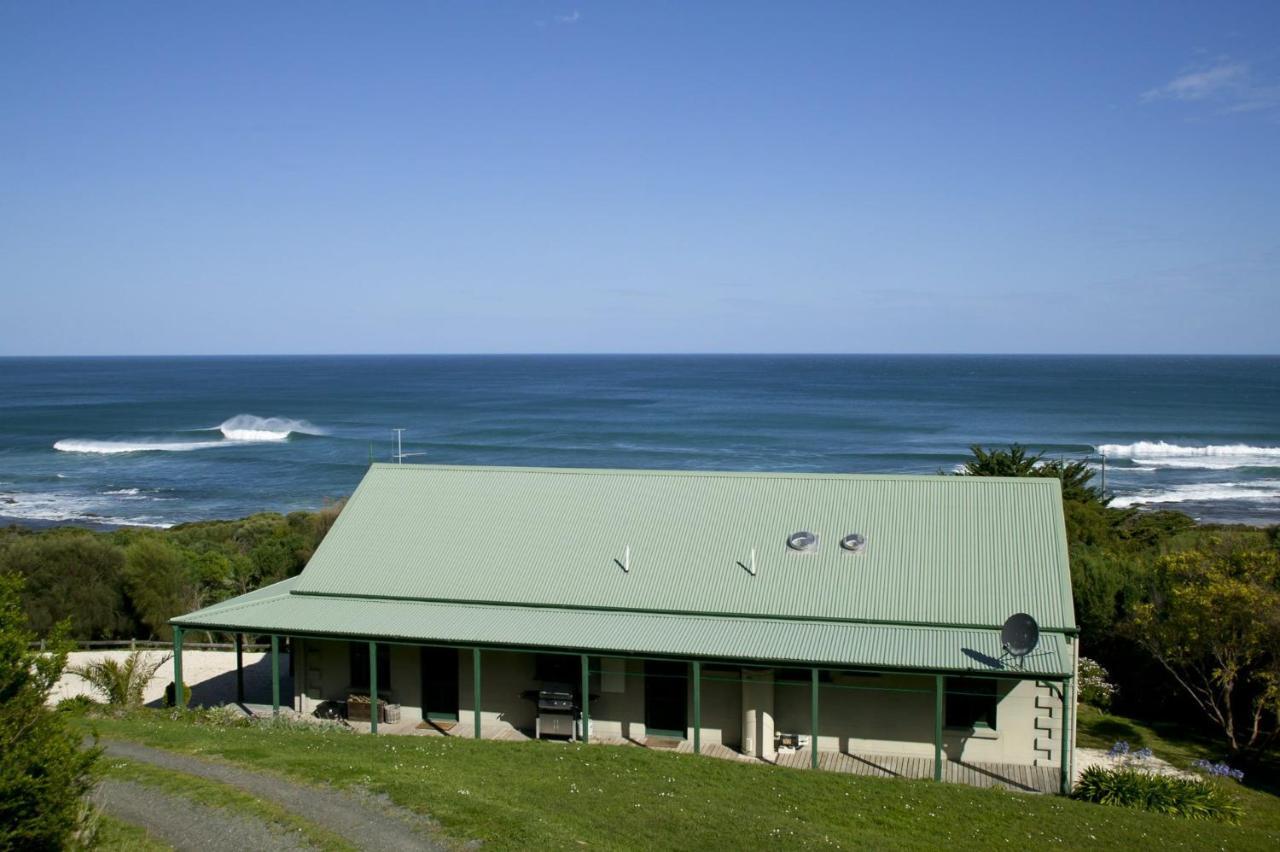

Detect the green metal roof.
[
  {"left": 175, "top": 576, "right": 1072, "bottom": 676},
  {"left": 290, "top": 464, "right": 1074, "bottom": 631},
  {"left": 173, "top": 464, "right": 1074, "bottom": 676}
]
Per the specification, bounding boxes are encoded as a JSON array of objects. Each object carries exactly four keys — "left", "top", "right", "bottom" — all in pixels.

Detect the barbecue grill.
[{"left": 534, "top": 683, "right": 578, "bottom": 740}]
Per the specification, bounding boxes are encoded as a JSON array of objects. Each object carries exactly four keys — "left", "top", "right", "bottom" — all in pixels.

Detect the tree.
[
  {"left": 0, "top": 573, "right": 100, "bottom": 849},
  {"left": 122, "top": 536, "right": 202, "bottom": 641},
  {"left": 0, "top": 531, "right": 133, "bottom": 639},
  {"left": 955, "top": 444, "right": 1108, "bottom": 507},
  {"left": 1131, "top": 544, "right": 1280, "bottom": 755}
]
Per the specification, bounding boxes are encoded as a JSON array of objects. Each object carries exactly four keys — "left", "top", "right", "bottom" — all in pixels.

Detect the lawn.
[
  {"left": 76, "top": 709, "right": 1279, "bottom": 851},
  {"left": 91, "top": 812, "right": 170, "bottom": 852},
  {"left": 1076, "top": 704, "right": 1280, "bottom": 834}
]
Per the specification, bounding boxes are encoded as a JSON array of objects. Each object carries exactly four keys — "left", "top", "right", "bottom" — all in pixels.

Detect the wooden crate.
[{"left": 346, "top": 693, "right": 381, "bottom": 721}]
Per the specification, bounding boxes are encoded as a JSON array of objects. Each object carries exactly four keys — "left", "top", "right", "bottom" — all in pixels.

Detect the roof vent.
[
  {"left": 840, "top": 533, "right": 867, "bottom": 553},
  {"left": 787, "top": 531, "right": 818, "bottom": 552}
]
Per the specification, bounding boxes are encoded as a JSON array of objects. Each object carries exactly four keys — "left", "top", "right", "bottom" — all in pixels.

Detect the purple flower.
[
  {"left": 1108, "top": 740, "right": 1130, "bottom": 757},
  {"left": 1193, "top": 759, "right": 1244, "bottom": 782}
]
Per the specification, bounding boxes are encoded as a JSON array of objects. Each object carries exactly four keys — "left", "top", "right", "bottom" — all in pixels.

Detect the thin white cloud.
[
  {"left": 1143, "top": 59, "right": 1280, "bottom": 113},
  {"left": 555, "top": 11, "right": 581, "bottom": 25},
  {"left": 1143, "top": 62, "right": 1246, "bottom": 101}
]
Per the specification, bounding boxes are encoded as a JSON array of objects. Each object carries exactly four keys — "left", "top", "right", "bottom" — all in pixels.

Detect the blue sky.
[{"left": 2, "top": 2, "right": 1277, "bottom": 355}]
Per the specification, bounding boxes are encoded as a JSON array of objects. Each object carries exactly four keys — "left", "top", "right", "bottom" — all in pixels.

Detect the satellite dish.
[{"left": 1001, "top": 613, "right": 1040, "bottom": 662}]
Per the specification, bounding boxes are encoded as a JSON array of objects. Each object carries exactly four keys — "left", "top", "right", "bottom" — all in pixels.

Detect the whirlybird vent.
[
  {"left": 840, "top": 533, "right": 866, "bottom": 552},
  {"left": 787, "top": 531, "right": 818, "bottom": 552}
]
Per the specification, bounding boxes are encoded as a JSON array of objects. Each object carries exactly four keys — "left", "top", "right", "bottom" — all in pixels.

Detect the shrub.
[
  {"left": 69, "top": 650, "right": 169, "bottom": 707},
  {"left": 0, "top": 574, "right": 100, "bottom": 849},
  {"left": 185, "top": 705, "right": 250, "bottom": 729},
  {"left": 55, "top": 695, "right": 99, "bottom": 714},
  {"left": 164, "top": 680, "right": 190, "bottom": 708},
  {"left": 1072, "top": 766, "right": 1243, "bottom": 823},
  {"left": 1079, "top": 657, "right": 1117, "bottom": 710}
]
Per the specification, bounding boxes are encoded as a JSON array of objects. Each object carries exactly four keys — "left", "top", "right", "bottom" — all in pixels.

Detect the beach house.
[{"left": 171, "top": 463, "right": 1078, "bottom": 792}]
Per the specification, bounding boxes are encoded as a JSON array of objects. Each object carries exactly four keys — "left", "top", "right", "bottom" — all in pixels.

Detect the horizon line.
[{"left": 1, "top": 352, "right": 1279, "bottom": 359}]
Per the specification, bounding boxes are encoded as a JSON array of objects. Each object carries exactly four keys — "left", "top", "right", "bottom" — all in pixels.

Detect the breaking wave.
[
  {"left": 54, "top": 415, "right": 323, "bottom": 454},
  {"left": 54, "top": 439, "right": 227, "bottom": 454},
  {"left": 1111, "top": 480, "right": 1280, "bottom": 509},
  {"left": 1097, "top": 441, "right": 1280, "bottom": 470},
  {"left": 216, "top": 415, "right": 323, "bottom": 442}
]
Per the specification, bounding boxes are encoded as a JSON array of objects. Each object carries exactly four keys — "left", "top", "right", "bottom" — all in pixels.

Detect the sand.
[{"left": 49, "top": 649, "right": 289, "bottom": 708}]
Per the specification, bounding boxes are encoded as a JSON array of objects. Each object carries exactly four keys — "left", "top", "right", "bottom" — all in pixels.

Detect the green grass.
[
  {"left": 1076, "top": 704, "right": 1280, "bottom": 836},
  {"left": 90, "top": 811, "right": 171, "bottom": 852},
  {"left": 76, "top": 709, "right": 1280, "bottom": 851},
  {"left": 98, "top": 756, "right": 355, "bottom": 851}
]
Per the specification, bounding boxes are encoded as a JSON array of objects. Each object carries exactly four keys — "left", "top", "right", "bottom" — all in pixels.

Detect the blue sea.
[{"left": 1, "top": 355, "right": 1277, "bottom": 528}]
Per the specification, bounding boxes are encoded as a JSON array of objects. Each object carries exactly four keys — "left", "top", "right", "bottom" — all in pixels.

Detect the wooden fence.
[{"left": 28, "top": 639, "right": 273, "bottom": 652}]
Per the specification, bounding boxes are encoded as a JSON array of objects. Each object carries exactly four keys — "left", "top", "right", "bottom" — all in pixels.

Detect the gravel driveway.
[
  {"left": 94, "top": 778, "right": 311, "bottom": 851},
  {"left": 99, "top": 739, "right": 447, "bottom": 851}
]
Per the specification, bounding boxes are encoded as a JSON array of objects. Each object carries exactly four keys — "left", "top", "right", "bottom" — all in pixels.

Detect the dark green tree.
[
  {"left": 0, "top": 573, "right": 100, "bottom": 850},
  {"left": 955, "top": 443, "right": 1108, "bottom": 507},
  {"left": 122, "top": 536, "right": 202, "bottom": 641},
  {"left": 0, "top": 530, "right": 133, "bottom": 639}
]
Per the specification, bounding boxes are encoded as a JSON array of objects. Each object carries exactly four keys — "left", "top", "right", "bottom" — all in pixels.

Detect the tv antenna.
[
  {"left": 392, "top": 428, "right": 426, "bottom": 464},
  {"left": 998, "top": 613, "right": 1040, "bottom": 669}
]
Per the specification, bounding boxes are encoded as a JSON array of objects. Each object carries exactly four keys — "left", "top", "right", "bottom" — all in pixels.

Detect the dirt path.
[
  {"left": 99, "top": 739, "right": 446, "bottom": 851},
  {"left": 94, "top": 778, "right": 311, "bottom": 851}
]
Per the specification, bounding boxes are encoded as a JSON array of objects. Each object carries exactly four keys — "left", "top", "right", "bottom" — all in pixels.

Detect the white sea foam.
[
  {"left": 102, "top": 488, "right": 141, "bottom": 496},
  {"left": 1111, "top": 481, "right": 1280, "bottom": 509},
  {"left": 1097, "top": 441, "right": 1280, "bottom": 470},
  {"left": 54, "top": 439, "right": 228, "bottom": 454},
  {"left": 216, "top": 414, "right": 323, "bottom": 442},
  {"left": 54, "top": 414, "right": 323, "bottom": 454},
  {"left": 0, "top": 491, "right": 171, "bottom": 528}
]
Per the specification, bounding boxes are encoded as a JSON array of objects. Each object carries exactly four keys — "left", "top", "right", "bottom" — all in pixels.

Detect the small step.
[
  {"left": 1035, "top": 735, "right": 1057, "bottom": 752},
  {"left": 1034, "top": 716, "right": 1056, "bottom": 732},
  {"left": 1033, "top": 757, "right": 1060, "bottom": 767}
]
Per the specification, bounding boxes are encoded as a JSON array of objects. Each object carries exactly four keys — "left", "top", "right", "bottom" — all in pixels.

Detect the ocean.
[{"left": 1, "top": 355, "right": 1277, "bottom": 528}]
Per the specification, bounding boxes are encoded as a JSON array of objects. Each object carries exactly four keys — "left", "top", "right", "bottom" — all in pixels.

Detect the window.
[
  {"left": 945, "top": 677, "right": 998, "bottom": 730},
  {"left": 349, "top": 642, "right": 391, "bottom": 691},
  {"left": 534, "top": 654, "right": 581, "bottom": 685},
  {"left": 775, "top": 668, "right": 834, "bottom": 684}
]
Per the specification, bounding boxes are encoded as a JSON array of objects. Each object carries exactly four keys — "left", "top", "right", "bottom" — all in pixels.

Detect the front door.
[
  {"left": 420, "top": 647, "right": 459, "bottom": 722},
  {"left": 644, "top": 660, "right": 688, "bottom": 738}
]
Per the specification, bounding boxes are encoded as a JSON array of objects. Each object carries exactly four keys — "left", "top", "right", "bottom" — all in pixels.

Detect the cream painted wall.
[
  {"left": 587, "top": 657, "right": 647, "bottom": 741},
  {"left": 295, "top": 638, "right": 421, "bottom": 719},
  {"left": 459, "top": 649, "right": 537, "bottom": 731},
  {"left": 772, "top": 672, "right": 1058, "bottom": 765},
  {"left": 741, "top": 668, "right": 775, "bottom": 760},
  {"left": 294, "top": 640, "right": 1061, "bottom": 767}
]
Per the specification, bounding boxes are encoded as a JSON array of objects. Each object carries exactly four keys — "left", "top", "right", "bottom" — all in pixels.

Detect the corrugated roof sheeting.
[
  {"left": 291, "top": 464, "right": 1075, "bottom": 630},
  {"left": 173, "top": 587, "right": 1071, "bottom": 677}
]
